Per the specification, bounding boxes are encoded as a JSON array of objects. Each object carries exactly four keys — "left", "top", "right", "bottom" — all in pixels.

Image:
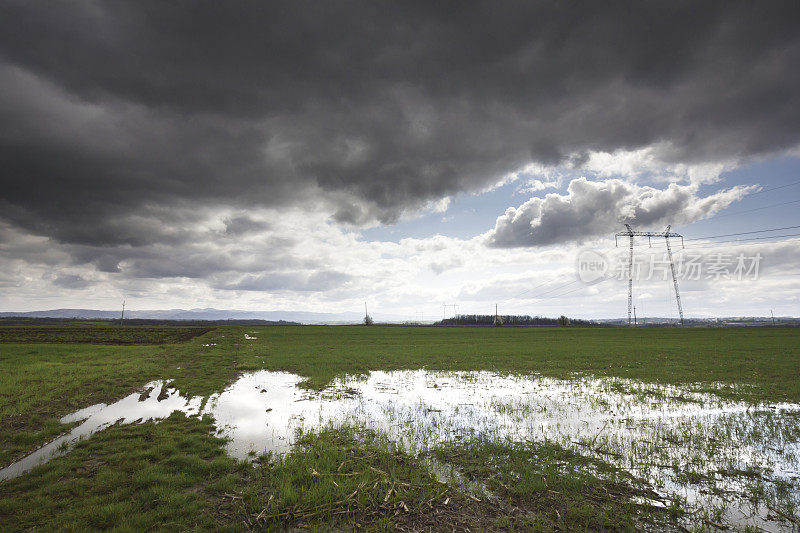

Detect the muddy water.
[{"left": 2, "top": 370, "right": 799, "bottom": 531}]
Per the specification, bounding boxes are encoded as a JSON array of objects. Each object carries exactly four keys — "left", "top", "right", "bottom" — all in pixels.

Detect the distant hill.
[
  {"left": 0, "top": 308, "right": 403, "bottom": 325},
  {"left": 1, "top": 309, "right": 796, "bottom": 326}
]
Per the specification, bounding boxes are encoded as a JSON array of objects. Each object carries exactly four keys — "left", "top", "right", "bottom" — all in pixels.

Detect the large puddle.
[{"left": 2, "top": 369, "right": 799, "bottom": 530}]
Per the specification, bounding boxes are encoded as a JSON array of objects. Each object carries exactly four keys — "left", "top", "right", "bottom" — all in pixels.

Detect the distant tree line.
[{"left": 434, "top": 314, "right": 595, "bottom": 326}]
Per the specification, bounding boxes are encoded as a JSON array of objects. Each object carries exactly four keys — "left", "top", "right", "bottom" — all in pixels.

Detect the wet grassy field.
[
  {"left": 0, "top": 325, "right": 211, "bottom": 344},
  {"left": 0, "top": 325, "right": 798, "bottom": 531}
]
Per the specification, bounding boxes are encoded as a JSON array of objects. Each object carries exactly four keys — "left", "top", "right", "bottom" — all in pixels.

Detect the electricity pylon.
[
  {"left": 443, "top": 304, "right": 458, "bottom": 320},
  {"left": 615, "top": 224, "right": 685, "bottom": 326}
]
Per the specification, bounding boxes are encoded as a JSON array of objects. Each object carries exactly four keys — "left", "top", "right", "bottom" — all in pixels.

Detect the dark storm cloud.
[
  {"left": 62, "top": 232, "right": 307, "bottom": 279},
  {"left": 49, "top": 273, "right": 93, "bottom": 290},
  {"left": 1, "top": 0, "right": 800, "bottom": 253},
  {"left": 223, "top": 216, "right": 271, "bottom": 236}
]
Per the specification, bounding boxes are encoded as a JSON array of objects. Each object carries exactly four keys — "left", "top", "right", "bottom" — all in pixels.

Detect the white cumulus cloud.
[{"left": 486, "top": 178, "right": 755, "bottom": 248}]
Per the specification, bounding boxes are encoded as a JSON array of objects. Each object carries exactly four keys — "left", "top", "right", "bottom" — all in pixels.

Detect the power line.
[
  {"left": 499, "top": 275, "right": 583, "bottom": 304},
  {"left": 541, "top": 284, "right": 588, "bottom": 299},
  {"left": 683, "top": 232, "right": 800, "bottom": 247},
  {"left": 744, "top": 179, "right": 800, "bottom": 198},
  {"left": 685, "top": 181, "right": 800, "bottom": 227},
  {"left": 599, "top": 235, "right": 800, "bottom": 254},
  {"left": 532, "top": 278, "right": 581, "bottom": 298},
  {"left": 500, "top": 275, "right": 566, "bottom": 303},
  {"left": 645, "top": 233, "right": 800, "bottom": 250},
  {"left": 686, "top": 198, "right": 800, "bottom": 224},
  {"left": 686, "top": 224, "right": 800, "bottom": 241},
  {"left": 529, "top": 284, "right": 591, "bottom": 304},
  {"left": 600, "top": 224, "right": 800, "bottom": 249}
]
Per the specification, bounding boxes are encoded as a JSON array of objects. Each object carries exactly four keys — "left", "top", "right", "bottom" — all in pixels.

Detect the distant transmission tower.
[
  {"left": 443, "top": 303, "right": 459, "bottom": 320},
  {"left": 615, "top": 224, "right": 685, "bottom": 326}
]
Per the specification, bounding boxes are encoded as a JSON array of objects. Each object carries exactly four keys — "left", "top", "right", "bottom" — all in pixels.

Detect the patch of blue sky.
[
  {"left": 361, "top": 155, "right": 800, "bottom": 244},
  {"left": 360, "top": 176, "right": 561, "bottom": 242},
  {"left": 678, "top": 155, "right": 800, "bottom": 238}
]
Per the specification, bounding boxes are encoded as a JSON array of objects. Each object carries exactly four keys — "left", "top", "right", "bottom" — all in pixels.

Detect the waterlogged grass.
[
  {"left": 0, "top": 413, "right": 240, "bottom": 531},
  {"left": 0, "top": 328, "right": 264, "bottom": 466},
  {"left": 434, "top": 436, "right": 675, "bottom": 531},
  {"left": 3, "top": 325, "right": 799, "bottom": 468},
  {"left": 232, "top": 325, "right": 800, "bottom": 402},
  {"left": 0, "top": 415, "right": 671, "bottom": 531},
  {"left": 217, "top": 426, "right": 498, "bottom": 530},
  {"left": 0, "top": 343, "right": 178, "bottom": 466},
  {"left": 0, "top": 418, "right": 503, "bottom": 531},
  {"left": 483, "top": 378, "right": 800, "bottom": 529},
  {"left": 1, "top": 324, "right": 799, "bottom": 530}
]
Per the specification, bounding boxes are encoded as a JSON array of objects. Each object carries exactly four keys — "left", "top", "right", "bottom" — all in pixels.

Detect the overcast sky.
[{"left": 1, "top": 1, "right": 799, "bottom": 319}]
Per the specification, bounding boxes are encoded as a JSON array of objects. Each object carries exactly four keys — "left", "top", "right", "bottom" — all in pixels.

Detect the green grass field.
[
  {"left": 0, "top": 325, "right": 211, "bottom": 344},
  {"left": 0, "top": 325, "right": 798, "bottom": 531}
]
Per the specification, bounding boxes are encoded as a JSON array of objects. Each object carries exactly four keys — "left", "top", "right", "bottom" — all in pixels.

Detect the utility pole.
[
  {"left": 771, "top": 309, "right": 775, "bottom": 326},
  {"left": 633, "top": 305, "right": 637, "bottom": 326},
  {"left": 121, "top": 300, "right": 125, "bottom": 321},
  {"left": 365, "top": 302, "right": 368, "bottom": 320},
  {"left": 495, "top": 303, "right": 498, "bottom": 324},
  {"left": 616, "top": 224, "right": 685, "bottom": 326}
]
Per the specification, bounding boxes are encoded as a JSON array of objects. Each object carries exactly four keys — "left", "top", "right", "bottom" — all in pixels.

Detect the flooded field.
[{"left": 4, "top": 368, "right": 799, "bottom": 531}]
